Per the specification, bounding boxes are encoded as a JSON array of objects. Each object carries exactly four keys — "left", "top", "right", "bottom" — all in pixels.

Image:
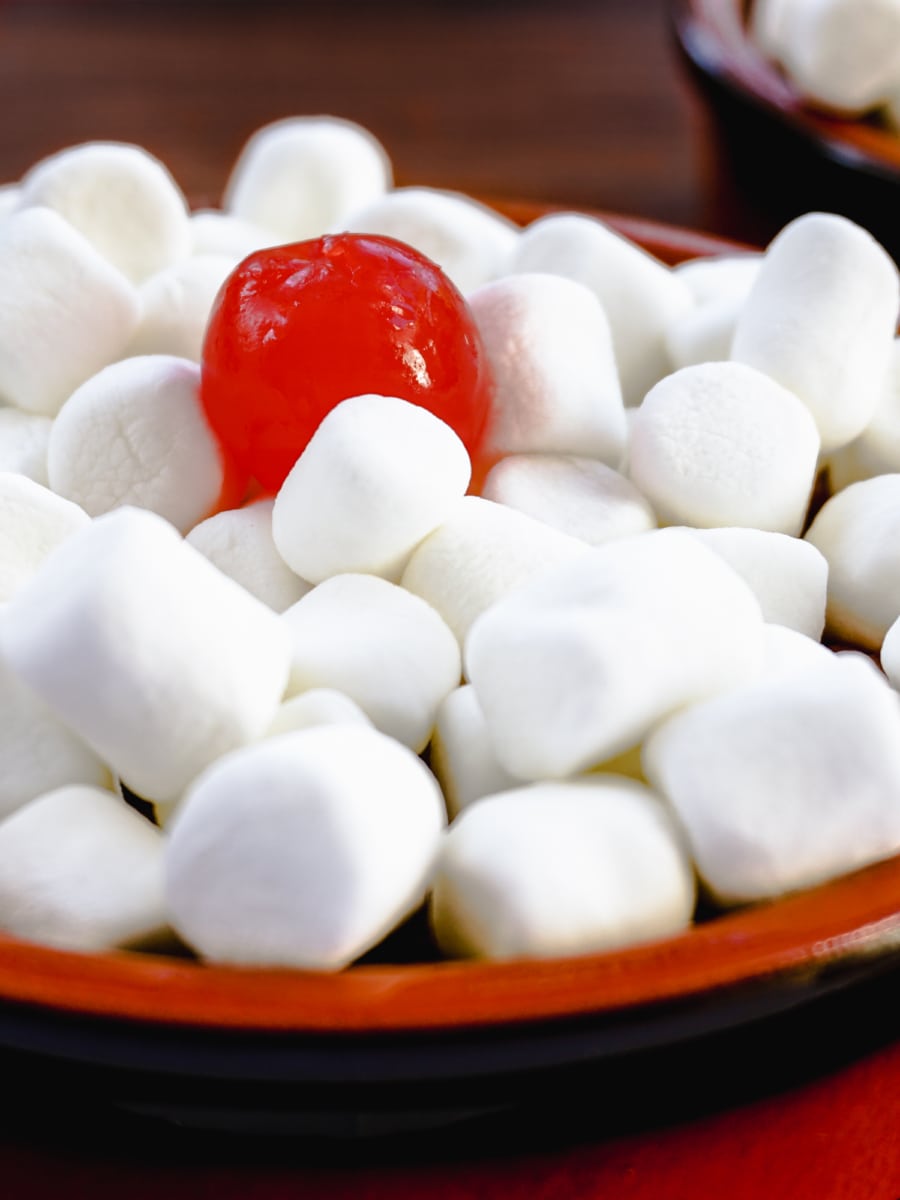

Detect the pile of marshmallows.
[
  {"left": 2, "top": 116, "right": 900, "bottom": 972},
  {"left": 752, "top": 0, "right": 900, "bottom": 122}
]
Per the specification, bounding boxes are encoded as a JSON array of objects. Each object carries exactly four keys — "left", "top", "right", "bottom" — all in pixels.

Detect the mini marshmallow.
[
  {"left": 465, "top": 529, "right": 764, "bottom": 780},
  {"left": 189, "top": 209, "right": 274, "bottom": 259},
  {"left": 0, "top": 472, "right": 89, "bottom": 602},
  {"left": 0, "top": 507, "right": 292, "bottom": 805},
  {"left": 664, "top": 293, "right": 746, "bottom": 371},
  {"left": 629, "top": 362, "right": 820, "bottom": 534},
  {"left": 751, "top": 0, "right": 804, "bottom": 60},
  {"left": 0, "top": 207, "right": 139, "bottom": 416},
  {"left": 0, "top": 785, "right": 167, "bottom": 951},
  {"left": 731, "top": 212, "right": 899, "bottom": 453},
  {"left": 18, "top": 142, "right": 191, "bottom": 283},
  {"left": 48, "top": 356, "right": 225, "bottom": 534},
  {"left": 0, "top": 646, "right": 110, "bottom": 820},
  {"left": 805, "top": 473, "right": 900, "bottom": 648},
  {"left": 826, "top": 338, "right": 900, "bottom": 492},
  {"left": 881, "top": 615, "right": 900, "bottom": 691},
  {"left": 165, "top": 725, "right": 445, "bottom": 969},
  {"left": 272, "top": 394, "right": 471, "bottom": 584},
  {"left": 684, "top": 526, "right": 828, "bottom": 639},
  {"left": 468, "top": 274, "right": 627, "bottom": 464},
  {"left": 0, "top": 185, "right": 20, "bottom": 221},
  {"left": 643, "top": 655, "right": 900, "bottom": 903},
  {"left": 673, "top": 253, "right": 762, "bottom": 305},
  {"left": 282, "top": 573, "right": 461, "bottom": 752},
  {"left": 512, "top": 213, "right": 693, "bottom": 406},
  {"left": 223, "top": 115, "right": 392, "bottom": 243},
  {"left": 343, "top": 187, "right": 519, "bottom": 293},
  {"left": 0, "top": 408, "right": 53, "bottom": 485},
  {"left": 186, "top": 500, "right": 312, "bottom": 613},
  {"left": 265, "top": 688, "right": 373, "bottom": 738},
  {"left": 776, "top": 0, "right": 900, "bottom": 113},
  {"left": 126, "top": 254, "right": 237, "bottom": 363},
  {"left": 482, "top": 454, "right": 656, "bottom": 546},
  {"left": 430, "top": 685, "right": 519, "bottom": 819},
  {"left": 430, "top": 777, "right": 695, "bottom": 960},
  {"left": 760, "top": 623, "right": 836, "bottom": 679},
  {"left": 400, "top": 495, "right": 590, "bottom": 644}
]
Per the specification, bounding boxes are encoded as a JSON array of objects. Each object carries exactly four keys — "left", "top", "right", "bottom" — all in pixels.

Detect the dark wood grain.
[{"left": 0, "top": 0, "right": 716, "bottom": 230}]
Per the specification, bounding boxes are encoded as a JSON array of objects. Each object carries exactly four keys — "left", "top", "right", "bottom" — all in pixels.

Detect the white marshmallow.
[
  {"left": 684, "top": 526, "right": 828, "bottom": 639},
  {"left": 643, "top": 655, "right": 900, "bottom": 903},
  {"left": 826, "top": 338, "right": 900, "bottom": 491},
  {"left": 760, "top": 624, "right": 836, "bottom": 679},
  {"left": 0, "top": 507, "right": 292, "bottom": 804},
  {"left": 465, "top": 529, "right": 764, "bottom": 780},
  {"left": 482, "top": 454, "right": 656, "bottom": 545},
  {"left": 430, "top": 685, "right": 519, "bottom": 818},
  {"left": 282, "top": 573, "right": 461, "bottom": 752},
  {"left": 189, "top": 209, "right": 274, "bottom": 259},
  {"left": 731, "top": 212, "right": 899, "bottom": 453},
  {"left": 880, "top": 615, "right": 900, "bottom": 691},
  {"left": 126, "top": 254, "right": 237, "bottom": 363},
  {"left": 223, "top": 115, "right": 392, "bottom": 242},
  {"left": 0, "top": 472, "right": 88, "bottom": 602},
  {"left": 265, "top": 689, "right": 373, "bottom": 738},
  {"left": 664, "top": 293, "right": 745, "bottom": 371},
  {"left": 400, "top": 495, "right": 589, "bottom": 645},
  {"left": 629, "top": 362, "right": 820, "bottom": 534},
  {"left": 512, "top": 213, "right": 694, "bottom": 406},
  {"left": 165, "top": 725, "right": 445, "bottom": 969},
  {"left": 272, "top": 394, "right": 471, "bottom": 584},
  {"left": 0, "top": 785, "right": 166, "bottom": 951},
  {"left": 0, "top": 408, "right": 53, "bottom": 486},
  {"left": 48, "top": 356, "right": 225, "bottom": 534},
  {"left": 777, "top": 0, "right": 900, "bottom": 113},
  {"left": 469, "top": 274, "right": 627, "bottom": 464},
  {"left": 0, "top": 645, "right": 111, "bottom": 820},
  {"left": 18, "top": 142, "right": 191, "bottom": 283},
  {"left": 0, "top": 185, "right": 20, "bottom": 221},
  {"left": 430, "top": 777, "right": 695, "bottom": 960},
  {"left": 673, "top": 253, "right": 762, "bottom": 305},
  {"left": 805, "top": 473, "right": 900, "bottom": 648},
  {"left": 186, "top": 499, "right": 312, "bottom": 613},
  {"left": 0, "top": 208, "right": 139, "bottom": 416},
  {"left": 344, "top": 187, "right": 519, "bottom": 293}
]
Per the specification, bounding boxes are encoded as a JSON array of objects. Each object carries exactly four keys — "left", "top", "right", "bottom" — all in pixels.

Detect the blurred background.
[{"left": 0, "top": 0, "right": 732, "bottom": 236}]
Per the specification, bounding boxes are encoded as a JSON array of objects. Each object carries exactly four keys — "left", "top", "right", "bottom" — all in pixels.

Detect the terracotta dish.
[
  {"left": 1, "top": 202, "right": 900, "bottom": 1135},
  {"left": 671, "top": 0, "right": 900, "bottom": 259}
]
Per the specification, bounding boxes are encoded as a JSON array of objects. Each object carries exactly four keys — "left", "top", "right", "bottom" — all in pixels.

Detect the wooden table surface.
[{"left": 0, "top": 1, "right": 899, "bottom": 1196}]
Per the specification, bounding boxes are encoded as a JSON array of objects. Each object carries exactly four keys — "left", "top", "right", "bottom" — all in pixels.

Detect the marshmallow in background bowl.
[
  {"left": 512, "top": 212, "right": 694, "bottom": 406},
  {"left": 48, "top": 355, "right": 226, "bottom": 534},
  {"left": 165, "top": 725, "right": 446, "bottom": 969},
  {"left": 282, "top": 572, "right": 461, "bottom": 753},
  {"left": 223, "top": 115, "right": 392, "bottom": 243},
  {"left": 469, "top": 273, "right": 627, "bottom": 464},
  {"left": 187, "top": 499, "right": 312, "bottom": 613},
  {"left": 465, "top": 528, "right": 764, "bottom": 781},
  {"left": 18, "top": 141, "right": 192, "bottom": 284},
  {"left": 628, "top": 361, "right": 820, "bottom": 535},
  {"left": 272, "top": 394, "right": 471, "bottom": 585},
  {"left": 481, "top": 454, "right": 656, "bottom": 546},
  {"left": 0, "top": 507, "right": 292, "bottom": 806},
  {"left": 343, "top": 186, "right": 519, "bottom": 293},
  {"left": 643, "top": 655, "right": 900, "bottom": 904},
  {"left": 0, "top": 784, "right": 167, "bottom": 952},
  {"left": 0, "top": 207, "right": 139, "bottom": 416},
  {"left": 400, "top": 494, "right": 590, "bottom": 645},
  {"left": 430, "top": 777, "right": 695, "bottom": 960},
  {"left": 731, "top": 212, "right": 899, "bottom": 453}
]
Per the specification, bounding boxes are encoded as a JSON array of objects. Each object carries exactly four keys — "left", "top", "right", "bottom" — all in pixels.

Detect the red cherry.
[{"left": 200, "top": 233, "right": 494, "bottom": 493}]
